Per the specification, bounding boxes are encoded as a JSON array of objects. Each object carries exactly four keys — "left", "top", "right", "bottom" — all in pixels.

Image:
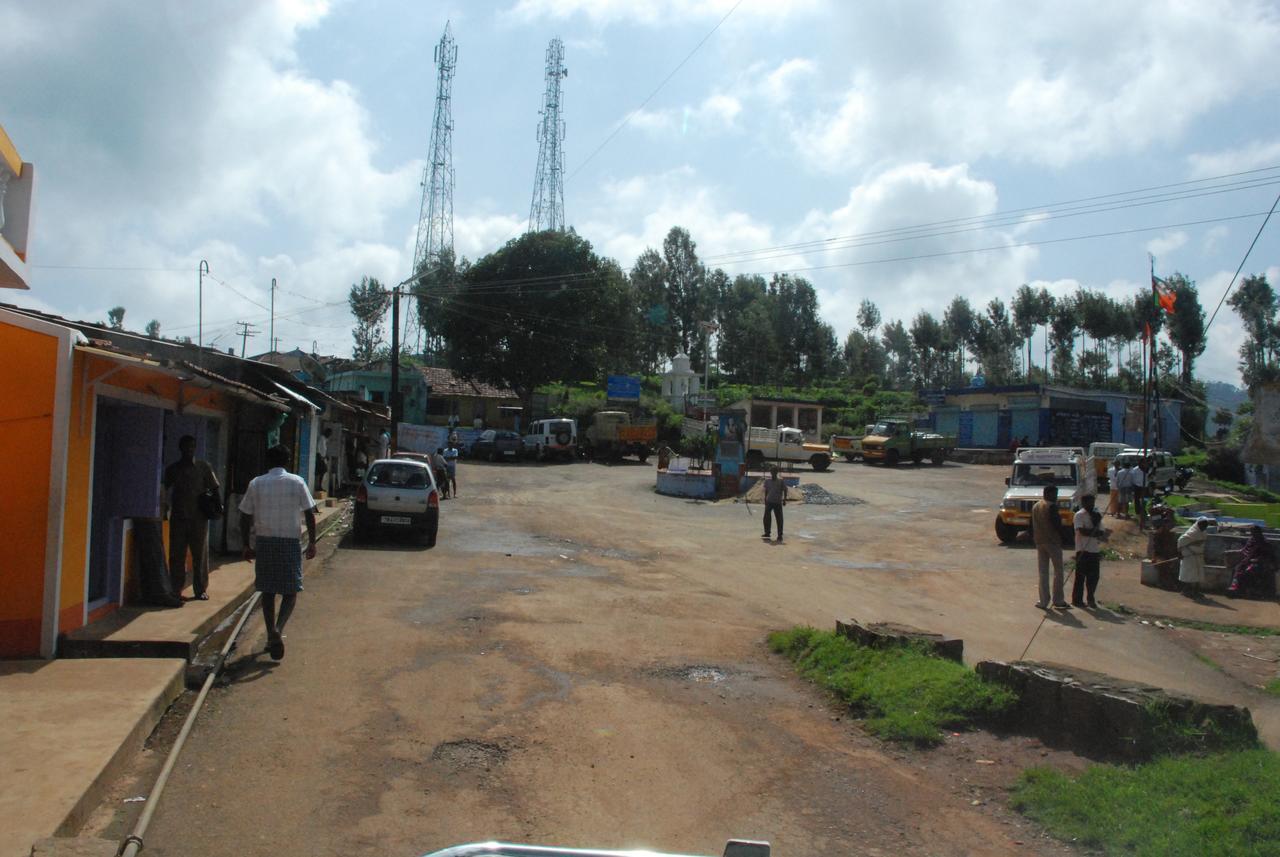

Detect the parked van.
[
  {"left": 524, "top": 418, "right": 578, "bottom": 461},
  {"left": 1114, "top": 448, "right": 1178, "bottom": 494}
]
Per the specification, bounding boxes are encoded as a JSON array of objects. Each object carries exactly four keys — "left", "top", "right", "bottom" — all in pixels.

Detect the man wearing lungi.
[{"left": 239, "top": 445, "right": 318, "bottom": 661}]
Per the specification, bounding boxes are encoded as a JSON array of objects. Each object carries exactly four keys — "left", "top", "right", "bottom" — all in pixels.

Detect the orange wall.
[
  {"left": 55, "top": 354, "right": 236, "bottom": 634},
  {"left": 0, "top": 324, "right": 58, "bottom": 656}
]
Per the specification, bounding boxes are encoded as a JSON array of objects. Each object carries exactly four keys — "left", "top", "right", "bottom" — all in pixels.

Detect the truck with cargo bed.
[
  {"left": 582, "top": 410, "right": 657, "bottom": 463},
  {"left": 745, "top": 426, "right": 831, "bottom": 472},
  {"left": 860, "top": 418, "right": 955, "bottom": 465}
]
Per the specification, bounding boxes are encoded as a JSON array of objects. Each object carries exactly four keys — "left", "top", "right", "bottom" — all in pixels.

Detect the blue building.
[{"left": 924, "top": 384, "right": 1184, "bottom": 452}]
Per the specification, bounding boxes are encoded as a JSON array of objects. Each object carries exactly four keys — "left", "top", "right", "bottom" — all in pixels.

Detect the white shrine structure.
[{"left": 660, "top": 352, "right": 700, "bottom": 408}]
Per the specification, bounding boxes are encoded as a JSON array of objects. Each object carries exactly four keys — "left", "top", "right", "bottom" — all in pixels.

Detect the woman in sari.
[{"left": 1228, "top": 526, "right": 1274, "bottom": 598}]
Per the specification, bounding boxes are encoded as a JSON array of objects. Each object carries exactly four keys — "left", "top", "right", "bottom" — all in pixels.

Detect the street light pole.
[
  {"left": 197, "top": 260, "right": 209, "bottom": 365},
  {"left": 269, "top": 277, "right": 276, "bottom": 354}
]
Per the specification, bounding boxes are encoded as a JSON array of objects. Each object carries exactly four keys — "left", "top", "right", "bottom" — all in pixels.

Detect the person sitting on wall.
[{"left": 1228, "top": 526, "right": 1275, "bottom": 598}]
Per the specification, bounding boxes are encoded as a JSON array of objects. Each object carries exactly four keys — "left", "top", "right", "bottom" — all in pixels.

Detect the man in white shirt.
[
  {"left": 1071, "top": 494, "right": 1107, "bottom": 608},
  {"left": 238, "top": 445, "right": 318, "bottom": 661},
  {"left": 1131, "top": 458, "right": 1149, "bottom": 529},
  {"left": 1114, "top": 463, "right": 1132, "bottom": 518}
]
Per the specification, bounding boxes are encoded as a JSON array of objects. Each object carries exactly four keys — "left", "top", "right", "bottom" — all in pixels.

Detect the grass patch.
[
  {"left": 1144, "top": 699, "right": 1259, "bottom": 757},
  {"left": 1012, "top": 750, "right": 1280, "bottom": 856},
  {"left": 1207, "top": 480, "right": 1280, "bottom": 504},
  {"left": 766, "top": 626, "right": 1016, "bottom": 745},
  {"left": 1192, "top": 651, "right": 1222, "bottom": 672},
  {"left": 1265, "top": 679, "right": 1280, "bottom": 698}
]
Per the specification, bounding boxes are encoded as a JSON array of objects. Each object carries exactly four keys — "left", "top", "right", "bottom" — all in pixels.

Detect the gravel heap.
[{"left": 797, "top": 483, "right": 864, "bottom": 506}]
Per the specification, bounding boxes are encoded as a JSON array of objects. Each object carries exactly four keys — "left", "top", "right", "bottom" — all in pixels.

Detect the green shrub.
[
  {"left": 1013, "top": 750, "right": 1280, "bottom": 856},
  {"left": 767, "top": 626, "right": 1016, "bottom": 745}
]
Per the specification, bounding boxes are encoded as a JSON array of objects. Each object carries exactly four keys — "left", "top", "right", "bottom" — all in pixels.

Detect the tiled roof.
[{"left": 420, "top": 365, "right": 516, "bottom": 399}]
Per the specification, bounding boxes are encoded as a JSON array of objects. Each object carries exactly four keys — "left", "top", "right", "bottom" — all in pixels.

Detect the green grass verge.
[
  {"left": 1104, "top": 604, "right": 1280, "bottom": 637},
  {"left": 766, "top": 626, "right": 1016, "bottom": 745},
  {"left": 1265, "top": 679, "right": 1280, "bottom": 698},
  {"left": 1012, "top": 750, "right": 1280, "bottom": 856}
]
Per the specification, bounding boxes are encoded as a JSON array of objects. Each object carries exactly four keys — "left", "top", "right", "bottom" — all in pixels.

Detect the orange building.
[{"left": 0, "top": 308, "right": 290, "bottom": 657}]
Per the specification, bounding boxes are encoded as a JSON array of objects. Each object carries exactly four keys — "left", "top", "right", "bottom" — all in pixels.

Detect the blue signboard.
[{"left": 606, "top": 374, "right": 641, "bottom": 401}]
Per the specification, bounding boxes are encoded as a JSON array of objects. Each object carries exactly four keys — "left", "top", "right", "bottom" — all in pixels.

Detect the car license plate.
[
  {"left": 503, "top": 450, "right": 516, "bottom": 456},
  {"left": 380, "top": 515, "right": 412, "bottom": 525}
]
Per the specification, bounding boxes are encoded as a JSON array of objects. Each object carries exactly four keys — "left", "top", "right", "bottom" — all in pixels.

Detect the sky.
[{"left": 2, "top": 0, "right": 1278, "bottom": 386}]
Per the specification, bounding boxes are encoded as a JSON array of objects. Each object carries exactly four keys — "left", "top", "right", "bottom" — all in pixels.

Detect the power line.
[{"left": 1204, "top": 189, "right": 1280, "bottom": 331}]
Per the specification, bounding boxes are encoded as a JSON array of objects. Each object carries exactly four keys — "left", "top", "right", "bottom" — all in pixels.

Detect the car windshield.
[
  {"left": 871, "top": 422, "right": 896, "bottom": 435},
  {"left": 367, "top": 462, "right": 430, "bottom": 489},
  {"left": 1011, "top": 463, "right": 1078, "bottom": 486}
]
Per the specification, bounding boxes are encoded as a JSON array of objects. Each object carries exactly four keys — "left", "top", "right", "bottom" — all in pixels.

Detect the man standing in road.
[
  {"left": 1031, "top": 485, "right": 1070, "bottom": 610},
  {"left": 762, "top": 464, "right": 788, "bottom": 544},
  {"left": 444, "top": 441, "right": 459, "bottom": 498},
  {"left": 238, "top": 445, "right": 318, "bottom": 661},
  {"left": 163, "top": 435, "right": 220, "bottom": 601},
  {"left": 1113, "top": 461, "right": 1132, "bottom": 519},
  {"left": 1072, "top": 494, "right": 1107, "bottom": 608}
]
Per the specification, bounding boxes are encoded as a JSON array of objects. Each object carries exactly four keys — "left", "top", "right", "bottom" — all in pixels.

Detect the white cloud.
[
  {"left": 1188, "top": 140, "right": 1280, "bottom": 179},
  {"left": 760, "top": 58, "right": 817, "bottom": 103},
  {"left": 1146, "top": 231, "right": 1188, "bottom": 258},
  {"left": 788, "top": 1, "right": 1280, "bottom": 171},
  {"left": 504, "top": 0, "right": 825, "bottom": 27},
  {"left": 630, "top": 93, "right": 743, "bottom": 137}
]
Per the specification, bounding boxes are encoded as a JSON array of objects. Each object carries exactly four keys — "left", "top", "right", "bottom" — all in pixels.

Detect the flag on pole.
[
  {"left": 1142, "top": 320, "right": 1152, "bottom": 342},
  {"left": 1153, "top": 274, "right": 1177, "bottom": 315}
]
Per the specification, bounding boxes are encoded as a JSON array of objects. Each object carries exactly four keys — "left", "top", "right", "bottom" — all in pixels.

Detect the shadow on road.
[
  {"left": 336, "top": 531, "right": 433, "bottom": 553},
  {"left": 220, "top": 651, "right": 279, "bottom": 686}
]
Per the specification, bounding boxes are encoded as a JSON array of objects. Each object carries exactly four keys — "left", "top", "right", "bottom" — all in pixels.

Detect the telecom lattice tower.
[
  {"left": 528, "top": 37, "right": 567, "bottom": 233},
  {"left": 406, "top": 22, "right": 458, "bottom": 354}
]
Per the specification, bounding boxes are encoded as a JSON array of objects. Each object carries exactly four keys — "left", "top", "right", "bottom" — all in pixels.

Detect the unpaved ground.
[{"left": 81, "top": 459, "right": 1279, "bottom": 855}]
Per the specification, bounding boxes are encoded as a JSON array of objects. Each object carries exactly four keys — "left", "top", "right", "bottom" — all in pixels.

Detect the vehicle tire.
[
  {"left": 638, "top": 451, "right": 650, "bottom": 464},
  {"left": 844, "top": 453, "right": 856, "bottom": 462},
  {"left": 931, "top": 449, "right": 945, "bottom": 465},
  {"left": 886, "top": 449, "right": 900, "bottom": 466},
  {"left": 912, "top": 451, "right": 924, "bottom": 465},
  {"left": 555, "top": 431, "right": 571, "bottom": 446},
  {"left": 810, "top": 454, "right": 831, "bottom": 472},
  {"left": 995, "top": 516, "right": 1017, "bottom": 544},
  {"left": 745, "top": 449, "right": 764, "bottom": 471},
  {"left": 488, "top": 450, "right": 498, "bottom": 463},
  {"left": 422, "top": 518, "right": 438, "bottom": 548},
  {"left": 352, "top": 510, "right": 373, "bottom": 543}
]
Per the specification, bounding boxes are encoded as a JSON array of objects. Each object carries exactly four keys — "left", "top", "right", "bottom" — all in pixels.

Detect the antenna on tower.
[
  {"left": 407, "top": 21, "right": 458, "bottom": 358},
  {"left": 529, "top": 37, "right": 567, "bottom": 233}
]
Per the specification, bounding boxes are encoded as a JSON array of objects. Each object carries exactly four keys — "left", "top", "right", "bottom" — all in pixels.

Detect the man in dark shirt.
[
  {"left": 762, "top": 465, "right": 788, "bottom": 544},
  {"left": 163, "top": 435, "right": 220, "bottom": 600},
  {"left": 1031, "top": 485, "right": 1069, "bottom": 610}
]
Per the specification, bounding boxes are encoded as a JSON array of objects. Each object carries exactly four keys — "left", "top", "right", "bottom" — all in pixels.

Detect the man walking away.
[
  {"left": 762, "top": 465, "right": 788, "bottom": 544},
  {"left": 432, "top": 447, "right": 450, "bottom": 499},
  {"left": 444, "top": 442, "right": 459, "bottom": 497},
  {"left": 163, "top": 435, "right": 220, "bottom": 601},
  {"left": 1072, "top": 494, "right": 1107, "bottom": 607},
  {"left": 1031, "top": 485, "right": 1070, "bottom": 610},
  {"left": 239, "top": 445, "right": 318, "bottom": 661}
]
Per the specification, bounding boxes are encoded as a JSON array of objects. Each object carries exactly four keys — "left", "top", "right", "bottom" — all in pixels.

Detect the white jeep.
[
  {"left": 523, "top": 418, "right": 578, "bottom": 461},
  {"left": 995, "top": 447, "right": 1084, "bottom": 545}
]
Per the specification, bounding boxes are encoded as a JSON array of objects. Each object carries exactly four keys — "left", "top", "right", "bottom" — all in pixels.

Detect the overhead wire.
[{"left": 1204, "top": 189, "right": 1280, "bottom": 331}]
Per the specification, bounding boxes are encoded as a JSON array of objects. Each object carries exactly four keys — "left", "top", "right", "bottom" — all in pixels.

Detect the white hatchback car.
[{"left": 354, "top": 458, "right": 439, "bottom": 546}]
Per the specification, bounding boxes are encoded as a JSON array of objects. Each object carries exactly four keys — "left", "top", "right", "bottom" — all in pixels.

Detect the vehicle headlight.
[{"left": 1002, "top": 499, "right": 1018, "bottom": 510}]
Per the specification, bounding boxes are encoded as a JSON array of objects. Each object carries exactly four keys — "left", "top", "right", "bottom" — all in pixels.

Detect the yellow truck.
[
  {"left": 860, "top": 418, "right": 955, "bottom": 465},
  {"left": 582, "top": 410, "right": 657, "bottom": 463}
]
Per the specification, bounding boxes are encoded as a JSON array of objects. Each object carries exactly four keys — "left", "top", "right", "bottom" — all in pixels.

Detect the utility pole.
[
  {"left": 235, "top": 321, "right": 258, "bottom": 357},
  {"left": 197, "top": 260, "right": 209, "bottom": 365},
  {"left": 269, "top": 277, "right": 277, "bottom": 354},
  {"left": 700, "top": 320, "right": 718, "bottom": 428},
  {"left": 389, "top": 284, "right": 401, "bottom": 451}
]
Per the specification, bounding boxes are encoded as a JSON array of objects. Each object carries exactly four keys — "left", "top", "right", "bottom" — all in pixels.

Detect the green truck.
[{"left": 860, "top": 418, "right": 955, "bottom": 466}]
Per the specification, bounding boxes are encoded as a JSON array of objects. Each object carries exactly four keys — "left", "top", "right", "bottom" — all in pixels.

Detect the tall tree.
[
  {"left": 661, "top": 227, "right": 709, "bottom": 362},
  {"left": 630, "top": 248, "right": 675, "bottom": 373},
  {"left": 856, "top": 299, "right": 881, "bottom": 336},
  {"left": 1162, "top": 273, "right": 1207, "bottom": 386},
  {"left": 145, "top": 319, "right": 161, "bottom": 339},
  {"left": 943, "top": 296, "right": 976, "bottom": 385},
  {"left": 716, "top": 274, "right": 769, "bottom": 382},
  {"left": 881, "top": 319, "right": 914, "bottom": 389},
  {"left": 1228, "top": 274, "right": 1279, "bottom": 391},
  {"left": 348, "top": 276, "right": 389, "bottom": 363},
  {"left": 1050, "top": 298, "right": 1080, "bottom": 383},
  {"left": 843, "top": 329, "right": 886, "bottom": 380},
  {"left": 1012, "top": 285, "right": 1039, "bottom": 378},
  {"left": 439, "top": 230, "right": 633, "bottom": 403},
  {"left": 412, "top": 247, "right": 462, "bottom": 358},
  {"left": 972, "top": 298, "right": 1019, "bottom": 384},
  {"left": 107, "top": 306, "right": 125, "bottom": 330},
  {"left": 909, "top": 311, "right": 946, "bottom": 388}
]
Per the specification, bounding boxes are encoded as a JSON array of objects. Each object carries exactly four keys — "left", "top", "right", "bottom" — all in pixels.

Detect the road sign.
[
  {"left": 606, "top": 374, "right": 641, "bottom": 401},
  {"left": 692, "top": 395, "right": 716, "bottom": 407}
]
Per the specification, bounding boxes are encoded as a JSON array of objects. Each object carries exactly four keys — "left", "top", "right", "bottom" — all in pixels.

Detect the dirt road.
[{"left": 90, "top": 459, "right": 1274, "bottom": 855}]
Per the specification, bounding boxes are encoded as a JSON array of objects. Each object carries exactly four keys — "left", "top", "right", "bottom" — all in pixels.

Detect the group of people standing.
[
  {"left": 1030, "top": 487, "right": 1108, "bottom": 610},
  {"left": 1105, "top": 459, "right": 1150, "bottom": 528}
]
